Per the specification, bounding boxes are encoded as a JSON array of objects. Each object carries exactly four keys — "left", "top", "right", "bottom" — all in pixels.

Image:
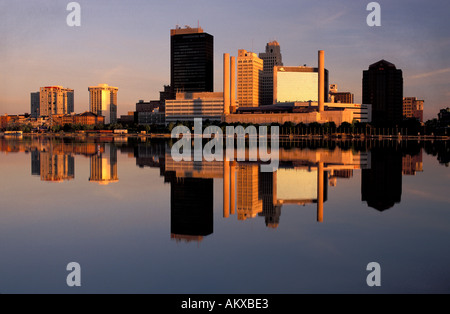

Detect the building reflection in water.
[
  {"left": 169, "top": 175, "right": 214, "bottom": 243},
  {"left": 258, "top": 171, "right": 281, "bottom": 228},
  {"left": 89, "top": 143, "right": 119, "bottom": 185},
  {"left": 31, "top": 142, "right": 75, "bottom": 182},
  {"left": 164, "top": 154, "right": 220, "bottom": 243},
  {"left": 362, "top": 147, "right": 402, "bottom": 211},
  {"left": 0, "top": 137, "right": 435, "bottom": 237},
  {"left": 164, "top": 146, "right": 370, "bottom": 233},
  {"left": 236, "top": 164, "right": 263, "bottom": 221},
  {"left": 25, "top": 138, "right": 118, "bottom": 184}
]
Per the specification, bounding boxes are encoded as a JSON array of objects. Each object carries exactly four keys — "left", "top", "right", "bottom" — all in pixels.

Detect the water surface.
[{"left": 0, "top": 136, "right": 449, "bottom": 293}]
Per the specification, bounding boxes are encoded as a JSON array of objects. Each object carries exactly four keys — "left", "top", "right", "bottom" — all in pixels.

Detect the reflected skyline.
[
  {"left": 0, "top": 137, "right": 442, "bottom": 238},
  {"left": 0, "top": 136, "right": 449, "bottom": 293}
]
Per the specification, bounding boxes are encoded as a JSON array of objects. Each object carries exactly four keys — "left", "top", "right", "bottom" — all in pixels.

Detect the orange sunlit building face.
[
  {"left": 52, "top": 112, "right": 104, "bottom": 127},
  {"left": 0, "top": 115, "right": 12, "bottom": 129},
  {"left": 237, "top": 164, "right": 263, "bottom": 220},
  {"left": 89, "top": 144, "right": 118, "bottom": 185},
  {"left": 237, "top": 49, "right": 263, "bottom": 107},
  {"left": 39, "top": 86, "right": 74, "bottom": 117},
  {"left": 39, "top": 151, "right": 75, "bottom": 182}
]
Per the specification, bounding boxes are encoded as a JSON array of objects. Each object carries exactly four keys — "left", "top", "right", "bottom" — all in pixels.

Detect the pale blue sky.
[{"left": 1, "top": 0, "right": 449, "bottom": 120}]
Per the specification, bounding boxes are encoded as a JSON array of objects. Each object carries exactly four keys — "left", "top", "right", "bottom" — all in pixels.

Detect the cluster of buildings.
[
  {"left": 1, "top": 25, "right": 432, "bottom": 131},
  {"left": 1, "top": 84, "right": 118, "bottom": 130},
  {"left": 31, "top": 84, "right": 119, "bottom": 124},
  {"left": 128, "top": 25, "right": 425, "bottom": 128}
]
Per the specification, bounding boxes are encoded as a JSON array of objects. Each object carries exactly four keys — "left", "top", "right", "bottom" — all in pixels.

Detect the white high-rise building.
[
  {"left": 38, "top": 86, "right": 74, "bottom": 117},
  {"left": 88, "top": 84, "right": 118, "bottom": 124}
]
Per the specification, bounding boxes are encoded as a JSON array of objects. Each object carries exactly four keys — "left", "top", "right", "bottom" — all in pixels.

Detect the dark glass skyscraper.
[
  {"left": 259, "top": 41, "right": 283, "bottom": 106},
  {"left": 170, "top": 26, "right": 214, "bottom": 95},
  {"left": 363, "top": 60, "right": 403, "bottom": 125}
]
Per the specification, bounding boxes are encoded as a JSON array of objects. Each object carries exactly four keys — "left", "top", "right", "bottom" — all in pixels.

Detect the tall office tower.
[
  {"left": 403, "top": 97, "right": 424, "bottom": 122},
  {"left": 31, "top": 92, "right": 40, "bottom": 118},
  {"left": 170, "top": 26, "right": 214, "bottom": 96},
  {"left": 88, "top": 84, "right": 118, "bottom": 124},
  {"left": 259, "top": 41, "right": 283, "bottom": 106},
  {"left": 89, "top": 144, "right": 119, "bottom": 185},
  {"left": 237, "top": 49, "right": 264, "bottom": 107},
  {"left": 38, "top": 86, "right": 74, "bottom": 117},
  {"left": 363, "top": 60, "right": 403, "bottom": 125}
]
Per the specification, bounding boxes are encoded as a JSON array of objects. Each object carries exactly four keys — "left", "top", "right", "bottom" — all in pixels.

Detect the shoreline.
[{"left": 4, "top": 132, "right": 449, "bottom": 141}]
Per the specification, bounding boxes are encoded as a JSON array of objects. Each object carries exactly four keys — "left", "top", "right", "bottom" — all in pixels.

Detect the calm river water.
[{"left": 0, "top": 136, "right": 449, "bottom": 293}]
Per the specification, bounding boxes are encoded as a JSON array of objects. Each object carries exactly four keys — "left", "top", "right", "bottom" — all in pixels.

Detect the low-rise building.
[
  {"left": 403, "top": 97, "right": 424, "bottom": 122},
  {"left": 165, "top": 92, "right": 225, "bottom": 124},
  {"left": 53, "top": 112, "right": 104, "bottom": 126},
  {"left": 225, "top": 102, "right": 371, "bottom": 126},
  {"left": 118, "top": 112, "right": 136, "bottom": 125}
]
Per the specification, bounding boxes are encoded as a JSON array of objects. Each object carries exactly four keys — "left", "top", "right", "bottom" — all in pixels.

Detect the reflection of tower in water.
[
  {"left": 170, "top": 176, "right": 214, "bottom": 242},
  {"left": 258, "top": 171, "right": 281, "bottom": 228},
  {"left": 33, "top": 145, "right": 74, "bottom": 182},
  {"left": 89, "top": 144, "right": 119, "bottom": 185},
  {"left": 237, "top": 164, "right": 263, "bottom": 221},
  {"left": 362, "top": 146, "right": 402, "bottom": 211},
  {"left": 222, "top": 161, "right": 328, "bottom": 226}
]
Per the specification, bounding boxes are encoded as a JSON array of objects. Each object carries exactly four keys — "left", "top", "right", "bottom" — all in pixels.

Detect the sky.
[{"left": 0, "top": 0, "right": 449, "bottom": 120}]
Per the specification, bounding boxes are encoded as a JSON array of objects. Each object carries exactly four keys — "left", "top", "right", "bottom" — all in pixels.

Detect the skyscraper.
[
  {"left": 30, "top": 92, "right": 40, "bottom": 118},
  {"left": 363, "top": 60, "right": 403, "bottom": 125},
  {"left": 170, "top": 26, "right": 214, "bottom": 95},
  {"left": 237, "top": 49, "right": 263, "bottom": 107},
  {"left": 38, "top": 86, "right": 74, "bottom": 117},
  {"left": 259, "top": 41, "right": 283, "bottom": 106},
  {"left": 88, "top": 84, "right": 118, "bottom": 124}
]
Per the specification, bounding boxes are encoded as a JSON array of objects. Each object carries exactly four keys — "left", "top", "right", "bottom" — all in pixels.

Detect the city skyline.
[{"left": 1, "top": 1, "right": 450, "bottom": 120}]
